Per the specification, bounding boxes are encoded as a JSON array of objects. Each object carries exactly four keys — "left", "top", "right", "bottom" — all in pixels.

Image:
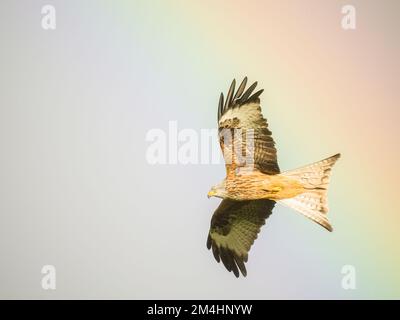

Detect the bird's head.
[{"left": 207, "top": 181, "right": 227, "bottom": 199}]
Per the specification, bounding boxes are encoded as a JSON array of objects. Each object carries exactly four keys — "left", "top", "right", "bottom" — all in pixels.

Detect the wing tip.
[
  {"left": 218, "top": 77, "right": 264, "bottom": 121},
  {"left": 208, "top": 239, "right": 248, "bottom": 278},
  {"left": 206, "top": 234, "right": 212, "bottom": 249}
]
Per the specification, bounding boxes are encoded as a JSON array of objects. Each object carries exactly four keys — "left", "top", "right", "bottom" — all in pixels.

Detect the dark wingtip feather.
[
  {"left": 239, "top": 81, "right": 258, "bottom": 103},
  {"left": 219, "top": 247, "right": 232, "bottom": 272},
  {"left": 218, "top": 92, "right": 224, "bottom": 120},
  {"left": 224, "top": 79, "right": 236, "bottom": 111},
  {"left": 234, "top": 254, "right": 247, "bottom": 277},
  {"left": 231, "top": 262, "right": 239, "bottom": 278},
  {"left": 233, "top": 77, "right": 248, "bottom": 104},
  {"left": 248, "top": 89, "right": 264, "bottom": 102},
  {"left": 206, "top": 234, "right": 212, "bottom": 250},
  {"left": 212, "top": 243, "right": 220, "bottom": 263}
]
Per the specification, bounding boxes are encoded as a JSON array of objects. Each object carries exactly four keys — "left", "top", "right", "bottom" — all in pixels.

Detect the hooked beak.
[{"left": 207, "top": 190, "right": 216, "bottom": 198}]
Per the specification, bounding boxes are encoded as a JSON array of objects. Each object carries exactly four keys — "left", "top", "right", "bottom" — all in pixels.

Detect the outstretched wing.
[
  {"left": 206, "top": 199, "right": 275, "bottom": 277},
  {"left": 218, "top": 78, "right": 280, "bottom": 175}
]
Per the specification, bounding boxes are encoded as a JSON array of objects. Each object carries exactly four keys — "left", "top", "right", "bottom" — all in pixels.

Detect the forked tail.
[{"left": 279, "top": 153, "right": 341, "bottom": 231}]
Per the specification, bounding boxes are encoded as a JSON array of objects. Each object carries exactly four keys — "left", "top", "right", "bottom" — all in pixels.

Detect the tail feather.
[{"left": 279, "top": 153, "right": 340, "bottom": 231}]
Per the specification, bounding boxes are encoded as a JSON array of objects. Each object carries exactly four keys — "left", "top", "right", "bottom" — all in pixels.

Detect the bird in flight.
[{"left": 207, "top": 77, "right": 340, "bottom": 278}]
